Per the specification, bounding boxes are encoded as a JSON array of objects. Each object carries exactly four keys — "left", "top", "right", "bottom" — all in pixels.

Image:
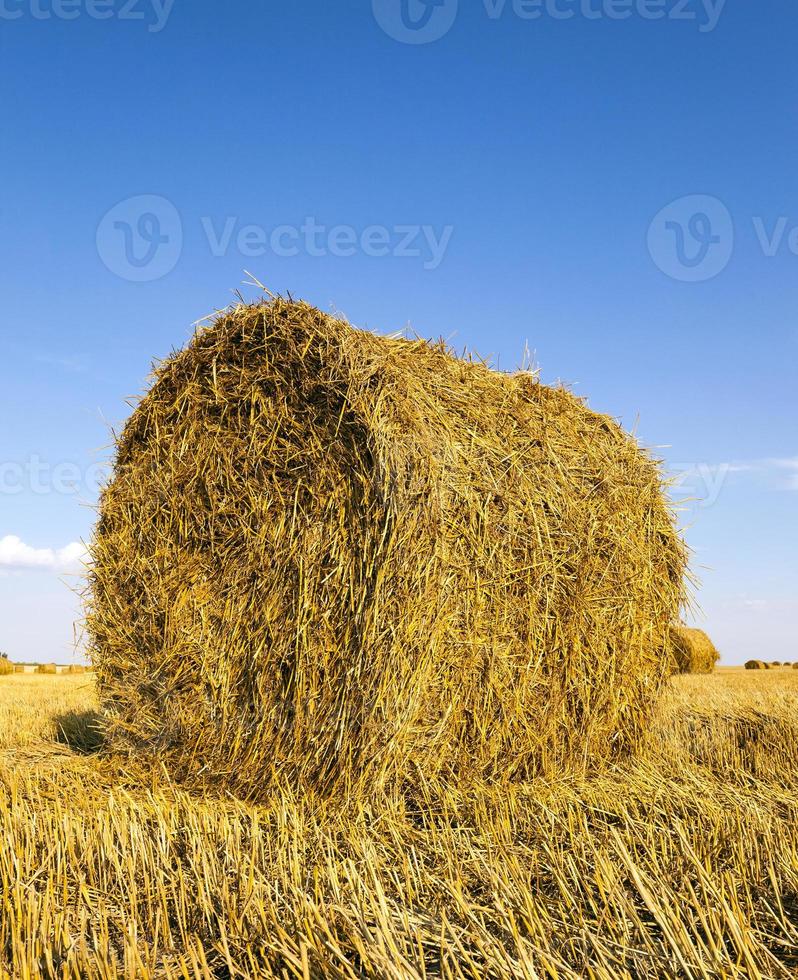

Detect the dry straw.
[
  {"left": 0, "top": 660, "right": 13, "bottom": 677},
  {"left": 88, "top": 298, "right": 687, "bottom": 799},
  {"left": 745, "top": 660, "right": 768, "bottom": 670},
  {"left": 670, "top": 625, "right": 719, "bottom": 674},
  {"left": 35, "top": 664, "right": 58, "bottom": 675}
]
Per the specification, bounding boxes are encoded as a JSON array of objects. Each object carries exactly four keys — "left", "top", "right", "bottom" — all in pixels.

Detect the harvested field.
[{"left": 0, "top": 670, "right": 796, "bottom": 978}]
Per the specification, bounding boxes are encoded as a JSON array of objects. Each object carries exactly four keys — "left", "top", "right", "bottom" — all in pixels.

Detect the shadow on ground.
[{"left": 54, "top": 709, "right": 105, "bottom": 754}]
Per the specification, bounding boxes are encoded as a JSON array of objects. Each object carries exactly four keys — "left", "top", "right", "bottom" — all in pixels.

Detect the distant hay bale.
[
  {"left": 35, "top": 663, "right": 58, "bottom": 675},
  {"left": 66, "top": 665, "right": 87, "bottom": 674},
  {"left": 88, "top": 298, "right": 687, "bottom": 799},
  {"left": 770, "top": 661, "right": 782, "bottom": 668},
  {"left": 0, "top": 659, "right": 14, "bottom": 676},
  {"left": 669, "top": 625, "right": 719, "bottom": 674},
  {"left": 745, "top": 660, "right": 768, "bottom": 670},
  {"left": 793, "top": 663, "right": 798, "bottom": 670}
]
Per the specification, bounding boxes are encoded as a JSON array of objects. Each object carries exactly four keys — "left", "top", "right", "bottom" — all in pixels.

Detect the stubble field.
[{"left": 0, "top": 668, "right": 796, "bottom": 978}]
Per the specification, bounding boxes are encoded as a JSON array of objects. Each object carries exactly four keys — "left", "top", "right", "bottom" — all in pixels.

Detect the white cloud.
[
  {"left": 768, "top": 457, "right": 798, "bottom": 490},
  {"left": 740, "top": 598, "right": 769, "bottom": 611},
  {"left": 33, "top": 352, "right": 89, "bottom": 374},
  {"left": 0, "top": 536, "right": 88, "bottom": 574},
  {"left": 673, "top": 456, "right": 798, "bottom": 498}
]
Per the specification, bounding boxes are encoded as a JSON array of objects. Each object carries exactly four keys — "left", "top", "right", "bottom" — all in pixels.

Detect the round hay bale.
[
  {"left": 88, "top": 299, "right": 687, "bottom": 798},
  {"left": 793, "top": 663, "right": 798, "bottom": 670},
  {"left": 669, "top": 625, "right": 719, "bottom": 674},
  {"left": 36, "top": 663, "right": 58, "bottom": 675},
  {"left": 0, "top": 659, "right": 14, "bottom": 676},
  {"left": 745, "top": 660, "right": 767, "bottom": 670},
  {"left": 770, "top": 661, "right": 782, "bottom": 667}
]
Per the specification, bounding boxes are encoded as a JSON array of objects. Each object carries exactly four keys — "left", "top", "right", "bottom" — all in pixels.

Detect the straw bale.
[
  {"left": 88, "top": 299, "right": 687, "bottom": 797},
  {"left": 670, "top": 625, "right": 719, "bottom": 674}
]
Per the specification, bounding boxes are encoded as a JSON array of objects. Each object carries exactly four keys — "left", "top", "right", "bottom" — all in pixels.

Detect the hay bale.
[
  {"left": 66, "top": 665, "right": 87, "bottom": 675},
  {"left": 0, "top": 659, "right": 14, "bottom": 676},
  {"left": 669, "top": 625, "right": 719, "bottom": 674},
  {"left": 88, "top": 298, "right": 687, "bottom": 798},
  {"left": 35, "top": 663, "right": 58, "bottom": 675},
  {"left": 745, "top": 660, "right": 768, "bottom": 670},
  {"left": 793, "top": 663, "right": 798, "bottom": 670}
]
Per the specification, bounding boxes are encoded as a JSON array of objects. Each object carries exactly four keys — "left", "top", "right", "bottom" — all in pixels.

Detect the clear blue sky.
[{"left": 0, "top": 0, "right": 795, "bottom": 664}]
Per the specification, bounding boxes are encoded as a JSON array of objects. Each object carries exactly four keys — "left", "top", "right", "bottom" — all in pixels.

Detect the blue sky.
[{"left": 0, "top": 0, "right": 795, "bottom": 664}]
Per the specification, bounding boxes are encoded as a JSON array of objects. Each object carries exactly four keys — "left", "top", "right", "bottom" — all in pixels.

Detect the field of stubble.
[{"left": 0, "top": 668, "right": 796, "bottom": 979}]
